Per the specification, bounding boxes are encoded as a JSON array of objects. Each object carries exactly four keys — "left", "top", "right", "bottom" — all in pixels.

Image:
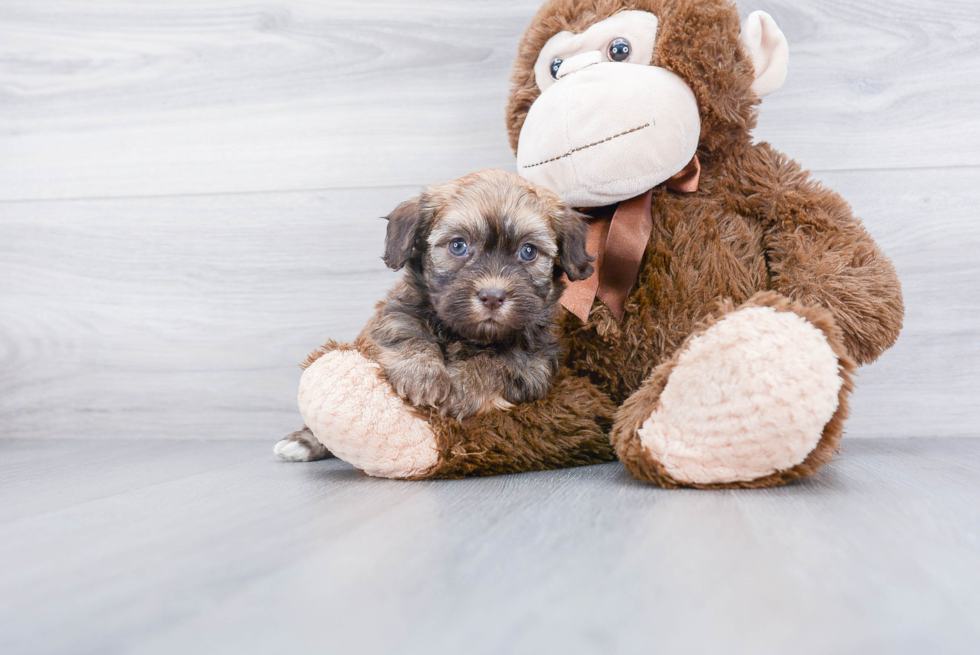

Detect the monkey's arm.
[
  {"left": 420, "top": 368, "right": 616, "bottom": 478},
  {"left": 742, "top": 144, "right": 904, "bottom": 365},
  {"left": 298, "top": 340, "right": 617, "bottom": 479}
]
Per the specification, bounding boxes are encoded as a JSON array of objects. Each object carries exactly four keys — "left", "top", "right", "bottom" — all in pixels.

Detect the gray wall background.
[{"left": 1, "top": 0, "right": 977, "bottom": 442}]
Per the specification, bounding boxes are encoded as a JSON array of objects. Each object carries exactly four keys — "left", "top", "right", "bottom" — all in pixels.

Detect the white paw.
[
  {"left": 297, "top": 350, "right": 440, "bottom": 478},
  {"left": 639, "top": 306, "right": 843, "bottom": 484},
  {"left": 274, "top": 438, "right": 314, "bottom": 462},
  {"left": 489, "top": 396, "right": 515, "bottom": 412}
]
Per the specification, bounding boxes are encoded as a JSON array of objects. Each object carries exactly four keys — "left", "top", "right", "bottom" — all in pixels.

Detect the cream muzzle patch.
[
  {"left": 517, "top": 61, "right": 701, "bottom": 208},
  {"left": 518, "top": 10, "right": 701, "bottom": 208}
]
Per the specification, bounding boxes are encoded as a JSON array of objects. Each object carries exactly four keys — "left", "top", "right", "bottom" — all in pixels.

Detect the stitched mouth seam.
[{"left": 522, "top": 122, "right": 652, "bottom": 169}]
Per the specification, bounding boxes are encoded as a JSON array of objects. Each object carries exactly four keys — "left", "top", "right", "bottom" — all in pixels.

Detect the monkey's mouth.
[{"left": 521, "top": 122, "right": 652, "bottom": 170}]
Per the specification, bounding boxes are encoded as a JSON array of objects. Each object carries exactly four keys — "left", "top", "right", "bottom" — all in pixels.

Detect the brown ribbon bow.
[{"left": 561, "top": 155, "right": 701, "bottom": 323}]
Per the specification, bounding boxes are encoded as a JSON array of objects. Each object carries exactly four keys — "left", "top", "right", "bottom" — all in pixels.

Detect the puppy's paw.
[
  {"left": 440, "top": 389, "right": 513, "bottom": 421},
  {"left": 489, "top": 396, "right": 515, "bottom": 412},
  {"left": 274, "top": 427, "right": 333, "bottom": 462},
  {"left": 385, "top": 356, "right": 451, "bottom": 410},
  {"left": 449, "top": 395, "right": 516, "bottom": 421},
  {"left": 439, "top": 359, "right": 514, "bottom": 421}
]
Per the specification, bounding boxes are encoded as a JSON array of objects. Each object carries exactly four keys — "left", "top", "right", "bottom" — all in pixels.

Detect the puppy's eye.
[
  {"left": 518, "top": 244, "right": 538, "bottom": 262},
  {"left": 550, "top": 58, "right": 563, "bottom": 79},
  {"left": 608, "top": 38, "right": 631, "bottom": 62},
  {"left": 448, "top": 240, "right": 469, "bottom": 257}
]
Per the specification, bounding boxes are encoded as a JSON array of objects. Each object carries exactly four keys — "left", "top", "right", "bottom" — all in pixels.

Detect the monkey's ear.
[
  {"left": 740, "top": 11, "right": 789, "bottom": 98},
  {"left": 556, "top": 208, "right": 595, "bottom": 282},
  {"left": 383, "top": 196, "right": 426, "bottom": 270}
]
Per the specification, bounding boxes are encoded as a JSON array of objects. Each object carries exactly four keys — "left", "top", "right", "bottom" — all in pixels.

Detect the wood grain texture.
[
  {"left": 1, "top": 0, "right": 978, "bottom": 441},
  {"left": 0, "top": 186, "right": 407, "bottom": 440},
  {"left": 0, "top": 0, "right": 978, "bottom": 201},
  {"left": 1, "top": 166, "right": 978, "bottom": 440},
  {"left": 1, "top": 438, "right": 978, "bottom": 654}
]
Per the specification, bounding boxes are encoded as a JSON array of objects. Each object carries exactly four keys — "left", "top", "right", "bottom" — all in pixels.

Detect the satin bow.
[{"left": 561, "top": 155, "right": 701, "bottom": 323}]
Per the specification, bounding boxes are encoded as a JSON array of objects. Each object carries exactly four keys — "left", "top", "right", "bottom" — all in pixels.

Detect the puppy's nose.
[{"left": 477, "top": 288, "right": 507, "bottom": 311}]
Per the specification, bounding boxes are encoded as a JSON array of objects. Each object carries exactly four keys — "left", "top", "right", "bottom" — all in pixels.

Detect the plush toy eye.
[
  {"left": 448, "top": 240, "right": 469, "bottom": 257},
  {"left": 549, "top": 58, "right": 563, "bottom": 79},
  {"left": 518, "top": 244, "right": 538, "bottom": 261},
  {"left": 608, "top": 38, "right": 631, "bottom": 62}
]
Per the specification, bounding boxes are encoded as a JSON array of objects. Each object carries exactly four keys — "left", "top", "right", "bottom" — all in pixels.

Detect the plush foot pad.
[
  {"left": 638, "top": 306, "right": 843, "bottom": 484},
  {"left": 297, "top": 349, "right": 440, "bottom": 479},
  {"left": 274, "top": 427, "right": 333, "bottom": 462}
]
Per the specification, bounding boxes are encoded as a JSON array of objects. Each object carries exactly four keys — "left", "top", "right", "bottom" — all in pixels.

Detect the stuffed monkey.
[{"left": 279, "top": 0, "right": 903, "bottom": 488}]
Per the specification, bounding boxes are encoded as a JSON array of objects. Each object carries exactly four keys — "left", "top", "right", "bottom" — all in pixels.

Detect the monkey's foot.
[
  {"left": 297, "top": 348, "right": 440, "bottom": 479},
  {"left": 613, "top": 293, "right": 853, "bottom": 488}
]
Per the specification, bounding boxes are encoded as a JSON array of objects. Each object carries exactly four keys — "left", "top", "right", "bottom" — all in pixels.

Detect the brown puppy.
[{"left": 371, "top": 169, "right": 593, "bottom": 420}]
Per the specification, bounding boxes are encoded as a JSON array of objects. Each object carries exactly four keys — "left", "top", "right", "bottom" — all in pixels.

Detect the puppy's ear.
[
  {"left": 383, "top": 196, "right": 426, "bottom": 270},
  {"left": 556, "top": 208, "right": 595, "bottom": 281}
]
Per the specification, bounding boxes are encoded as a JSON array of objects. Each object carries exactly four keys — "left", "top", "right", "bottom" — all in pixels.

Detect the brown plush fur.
[
  {"left": 301, "top": 0, "right": 903, "bottom": 486},
  {"left": 421, "top": 369, "right": 617, "bottom": 479},
  {"left": 501, "top": 0, "right": 900, "bottom": 485}
]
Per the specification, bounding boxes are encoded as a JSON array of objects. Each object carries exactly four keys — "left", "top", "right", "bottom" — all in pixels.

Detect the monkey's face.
[
  {"left": 508, "top": 1, "right": 789, "bottom": 208},
  {"left": 382, "top": 170, "right": 594, "bottom": 344},
  {"left": 519, "top": 10, "right": 700, "bottom": 208}
]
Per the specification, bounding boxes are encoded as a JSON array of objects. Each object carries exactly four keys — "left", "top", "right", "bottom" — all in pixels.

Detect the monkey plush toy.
[{"left": 281, "top": 0, "right": 904, "bottom": 488}]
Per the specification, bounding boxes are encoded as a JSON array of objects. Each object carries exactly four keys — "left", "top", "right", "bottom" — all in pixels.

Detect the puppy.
[{"left": 368, "top": 169, "right": 594, "bottom": 420}]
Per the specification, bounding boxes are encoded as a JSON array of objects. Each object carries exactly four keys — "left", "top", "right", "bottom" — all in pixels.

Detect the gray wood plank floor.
[{"left": 2, "top": 438, "right": 978, "bottom": 654}]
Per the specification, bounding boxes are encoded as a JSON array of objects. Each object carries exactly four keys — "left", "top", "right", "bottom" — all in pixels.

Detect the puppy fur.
[{"left": 369, "top": 169, "right": 593, "bottom": 420}]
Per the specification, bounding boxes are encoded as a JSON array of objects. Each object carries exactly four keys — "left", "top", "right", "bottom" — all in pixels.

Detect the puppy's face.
[{"left": 383, "top": 170, "right": 594, "bottom": 343}]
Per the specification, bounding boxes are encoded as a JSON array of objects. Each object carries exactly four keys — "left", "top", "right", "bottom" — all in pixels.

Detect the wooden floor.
[{"left": 2, "top": 438, "right": 978, "bottom": 654}]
